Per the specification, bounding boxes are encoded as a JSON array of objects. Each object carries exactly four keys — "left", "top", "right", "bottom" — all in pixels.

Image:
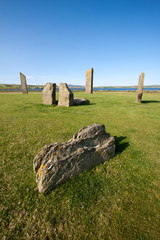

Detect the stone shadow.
[
  {"left": 141, "top": 100, "right": 160, "bottom": 104},
  {"left": 114, "top": 136, "right": 129, "bottom": 155}
]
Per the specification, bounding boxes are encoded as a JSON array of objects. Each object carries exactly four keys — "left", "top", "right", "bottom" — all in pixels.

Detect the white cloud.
[
  {"left": 26, "top": 75, "right": 35, "bottom": 79},
  {"left": 26, "top": 75, "right": 57, "bottom": 79}
]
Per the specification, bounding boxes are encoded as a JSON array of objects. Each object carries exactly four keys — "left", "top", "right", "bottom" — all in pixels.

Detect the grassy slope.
[
  {"left": 0, "top": 84, "right": 44, "bottom": 90},
  {"left": 0, "top": 92, "right": 160, "bottom": 240},
  {"left": 0, "top": 84, "right": 21, "bottom": 89}
]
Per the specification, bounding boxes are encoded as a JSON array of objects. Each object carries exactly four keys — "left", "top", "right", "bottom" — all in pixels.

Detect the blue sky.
[{"left": 0, "top": 0, "right": 160, "bottom": 86}]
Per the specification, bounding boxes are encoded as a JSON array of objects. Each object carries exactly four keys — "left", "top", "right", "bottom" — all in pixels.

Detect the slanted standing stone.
[
  {"left": 20, "top": 72, "right": 28, "bottom": 94},
  {"left": 58, "top": 83, "right": 74, "bottom": 107},
  {"left": 42, "top": 83, "right": 56, "bottom": 105},
  {"left": 136, "top": 72, "right": 145, "bottom": 103},
  {"left": 85, "top": 68, "right": 93, "bottom": 93},
  {"left": 33, "top": 123, "right": 115, "bottom": 193}
]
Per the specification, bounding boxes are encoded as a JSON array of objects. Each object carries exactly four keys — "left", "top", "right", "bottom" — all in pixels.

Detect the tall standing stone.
[
  {"left": 20, "top": 72, "right": 28, "bottom": 94},
  {"left": 136, "top": 72, "right": 145, "bottom": 103},
  {"left": 42, "top": 83, "right": 56, "bottom": 105},
  {"left": 85, "top": 68, "right": 93, "bottom": 93},
  {"left": 58, "top": 83, "right": 74, "bottom": 107}
]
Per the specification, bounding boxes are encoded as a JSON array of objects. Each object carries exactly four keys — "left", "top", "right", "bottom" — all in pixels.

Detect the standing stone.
[
  {"left": 20, "top": 72, "right": 28, "bottom": 94},
  {"left": 85, "top": 68, "right": 93, "bottom": 93},
  {"left": 136, "top": 72, "right": 145, "bottom": 103},
  {"left": 58, "top": 83, "right": 74, "bottom": 107},
  {"left": 42, "top": 83, "right": 56, "bottom": 105}
]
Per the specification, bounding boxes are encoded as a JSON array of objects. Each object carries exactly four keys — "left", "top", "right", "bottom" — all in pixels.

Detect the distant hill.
[
  {"left": 0, "top": 83, "right": 160, "bottom": 89},
  {"left": 95, "top": 85, "right": 160, "bottom": 88},
  {"left": 0, "top": 84, "right": 44, "bottom": 89}
]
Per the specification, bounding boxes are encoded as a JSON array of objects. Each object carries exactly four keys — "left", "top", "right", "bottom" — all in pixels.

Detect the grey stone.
[
  {"left": 42, "top": 83, "right": 56, "bottom": 105},
  {"left": 74, "top": 98, "right": 89, "bottom": 105},
  {"left": 85, "top": 68, "right": 93, "bottom": 93},
  {"left": 58, "top": 83, "right": 74, "bottom": 107},
  {"left": 136, "top": 72, "right": 145, "bottom": 103},
  {"left": 20, "top": 72, "right": 28, "bottom": 94},
  {"left": 33, "top": 123, "right": 115, "bottom": 193}
]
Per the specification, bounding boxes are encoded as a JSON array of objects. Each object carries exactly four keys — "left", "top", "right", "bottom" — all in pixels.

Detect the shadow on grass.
[
  {"left": 36, "top": 101, "right": 96, "bottom": 108},
  {"left": 114, "top": 136, "right": 129, "bottom": 155},
  {"left": 141, "top": 100, "right": 160, "bottom": 104}
]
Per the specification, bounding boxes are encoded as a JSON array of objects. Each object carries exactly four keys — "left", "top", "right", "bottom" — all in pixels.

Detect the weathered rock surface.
[
  {"left": 85, "top": 68, "right": 93, "bottom": 93},
  {"left": 42, "top": 83, "right": 56, "bottom": 105},
  {"left": 58, "top": 83, "right": 74, "bottom": 107},
  {"left": 74, "top": 98, "right": 89, "bottom": 105},
  {"left": 20, "top": 72, "right": 28, "bottom": 94},
  {"left": 33, "top": 123, "right": 115, "bottom": 193},
  {"left": 136, "top": 72, "right": 145, "bottom": 103}
]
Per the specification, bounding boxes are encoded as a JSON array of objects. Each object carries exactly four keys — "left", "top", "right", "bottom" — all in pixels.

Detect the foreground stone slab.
[
  {"left": 58, "top": 83, "right": 74, "bottom": 107},
  {"left": 74, "top": 98, "right": 89, "bottom": 105},
  {"left": 33, "top": 123, "right": 115, "bottom": 193},
  {"left": 85, "top": 68, "right": 93, "bottom": 93},
  {"left": 136, "top": 72, "right": 145, "bottom": 103},
  {"left": 42, "top": 83, "right": 56, "bottom": 105},
  {"left": 20, "top": 72, "right": 28, "bottom": 94}
]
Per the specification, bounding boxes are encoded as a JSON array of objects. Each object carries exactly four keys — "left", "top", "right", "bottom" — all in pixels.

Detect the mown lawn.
[{"left": 0, "top": 91, "right": 160, "bottom": 240}]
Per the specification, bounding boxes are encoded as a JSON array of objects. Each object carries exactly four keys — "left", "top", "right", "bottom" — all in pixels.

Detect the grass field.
[{"left": 0, "top": 91, "right": 160, "bottom": 240}]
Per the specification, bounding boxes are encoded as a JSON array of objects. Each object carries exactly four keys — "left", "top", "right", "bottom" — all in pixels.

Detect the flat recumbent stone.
[{"left": 33, "top": 123, "right": 115, "bottom": 193}]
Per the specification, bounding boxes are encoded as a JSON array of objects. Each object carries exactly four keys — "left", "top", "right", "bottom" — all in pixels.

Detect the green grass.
[{"left": 0, "top": 91, "right": 160, "bottom": 240}]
